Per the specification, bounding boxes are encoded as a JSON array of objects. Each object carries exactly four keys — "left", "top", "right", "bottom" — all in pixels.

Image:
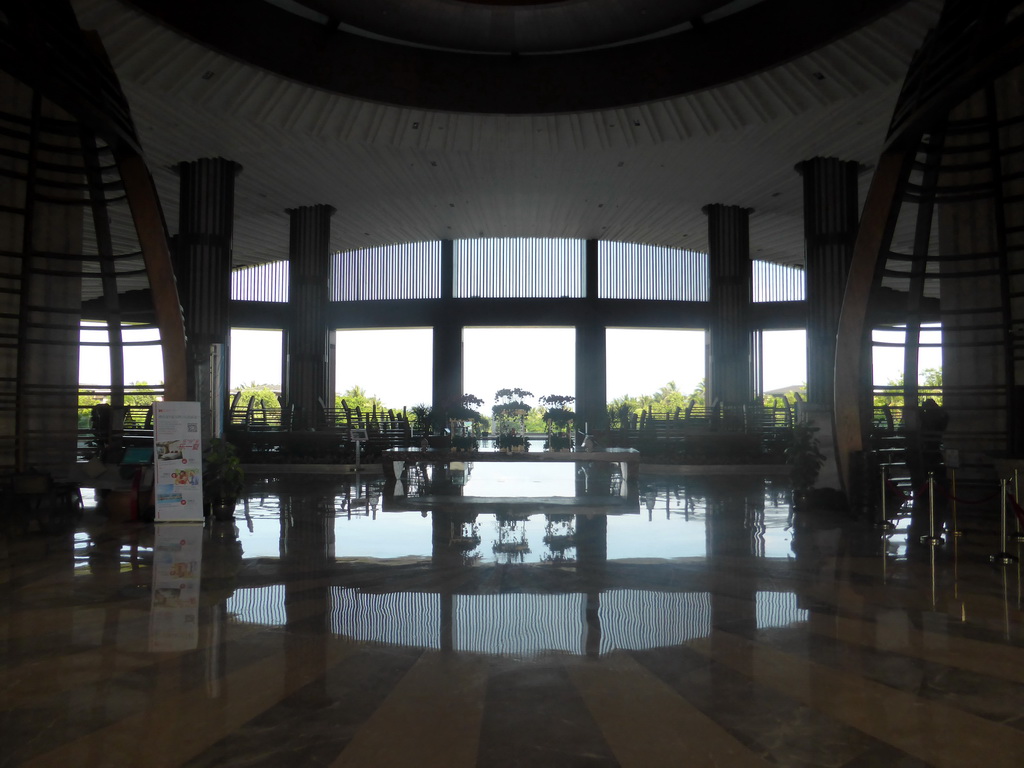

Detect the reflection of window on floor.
[
  {"left": 756, "top": 591, "right": 808, "bottom": 630},
  {"left": 599, "top": 590, "right": 711, "bottom": 653},
  {"left": 332, "top": 588, "right": 441, "bottom": 648},
  {"left": 227, "top": 584, "right": 287, "bottom": 627}
]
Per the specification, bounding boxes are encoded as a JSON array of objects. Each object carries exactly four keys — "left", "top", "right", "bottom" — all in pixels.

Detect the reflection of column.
[
  {"left": 584, "top": 591, "right": 601, "bottom": 658},
  {"left": 281, "top": 496, "right": 330, "bottom": 704},
  {"left": 797, "top": 158, "right": 860, "bottom": 408},
  {"left": 707, "top": 479, "right": 758, "bottom": 637},
  {"left": 281, "top": 493, "right": 334, "bottom": 632},
  {"left": 576, "top": 240, "right": 608, "bottom": 435},
  {"left": 176, "top": 158, "right": 241, "bottom": 439},
  {"left": 704, "top": 204, "right": 753, "bottom": 406},
  {"left": 440, "top": 592, "right": 454, "bottom": 653},
  {"left": 286, "top": 204, "right": 335, "bottom": 430},
  {"left": 575, "top": 513, "right": 608, "bottom": 567}
]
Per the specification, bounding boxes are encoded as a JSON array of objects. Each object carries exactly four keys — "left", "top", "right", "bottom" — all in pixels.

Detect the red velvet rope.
[
  {"left": 935, "top": 483, "right": 1000, "bottom": 505},
  {"left": 884, "top": 474, "right": 1001, "bottom": 506},
  {"left": 884, "top": 476, "right": 912, "bottom": 503},
  {"left": 1007, "top": 493, "right": 1024, "bottom": 527}
]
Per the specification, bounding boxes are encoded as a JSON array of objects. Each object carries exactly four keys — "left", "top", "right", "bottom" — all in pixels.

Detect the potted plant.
[
  {"left": 203, "top": 437, "right": 245, "bottom": 520},
  {"left": 540, "top": 394, "right": 574, "bottom": 451},
  {"left": 450, "top": 433, "right": 479, "bottom": 452},
  {"left": 785, "top": 422, "right": 825, "bottom": 507},
  {"left": 410, "top": 403, "right": 433, "bottom": 439},
  {"left": 493, "top": 388, "right": 533, "bottom": 453},
  {"left": 446, "top": 394, "right": 483, "bottom": 452}
]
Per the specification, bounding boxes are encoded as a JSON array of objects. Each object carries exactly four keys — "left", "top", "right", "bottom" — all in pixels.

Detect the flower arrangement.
[
  {"left": 493, "top": 388, "right": 533, "bottom": 452},
  {"left": 540, "top": 394, "right": 574, "bottom": 451},
  {"left": 540, "top": 394, "right": 575, "bottom": 430},
  {"left": 492, "top": 388, "right": 533, "bottom": 418},
  {"left": 447, "top": 394, "right": 484, "bottom": 423},
  {"left": 451, "top": 433, "right": 479, "bottom": 452},
  {"left": 445, "top": 394, "right": 483, "bottom": 451}
]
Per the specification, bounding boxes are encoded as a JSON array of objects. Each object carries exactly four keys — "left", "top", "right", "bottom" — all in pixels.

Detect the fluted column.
[
  {"left": 432, "top": 241, "right": 463, "bottom": 428},
  {"left": 575, "top": 239, "right": 607, "bottom": 435},
  {"left": 704, "top": 204, "right": 754, "bottom": 405},
  {"left": 798, "top": 157, "right": 860, "bottom": 407},
  {"left": 177, "top": 158, "right": 240, "bottom": 349},
  {"left": 176, "top": 158, "right": 240, "bottom": 439},
  {"left": 286, "top": 204, "right": 335, "bottom": 430}
]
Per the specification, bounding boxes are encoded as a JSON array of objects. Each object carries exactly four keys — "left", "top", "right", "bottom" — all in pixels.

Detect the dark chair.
[{"left": 10, "top": 472, "right": 82, "bottom": 533}]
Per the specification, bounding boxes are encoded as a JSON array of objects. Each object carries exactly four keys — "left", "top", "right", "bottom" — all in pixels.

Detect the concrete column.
[
  {"left": 176, "top": 158, "right": 240, "bottom": 439},
  {"left": 286, "top": 204, "right": 335, "bottom": 430},
  {"left": 704, "top": 204, "right": 754, "bottom": 406},
  {"left": 575, "top": 239, "right": 607, "bottom": 436},
  {"left": 797, "top": 157, "right": 860, "bottom": 407}
]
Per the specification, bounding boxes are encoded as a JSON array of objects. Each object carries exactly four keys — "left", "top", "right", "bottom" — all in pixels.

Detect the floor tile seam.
[
  {"left": 20, "top": 635, "right": 361, "bottom": 768},
  {"left": 1, "top": 621, "right": 328, "bottom": 720},
  {"left": 328, "top": 649, "right": 486, "bottom": 768},
  {"left": 688, "top": 628, "right": 1024, "bottom": 768},
  {"left": 566, "top": 650, "right": 775, "bottom": 768},
  {"left": 181, "top": 646, "right": 429, "bottom": 768},
  {"left": 624, "top": 643, "right": 915, "bottom": 767}
]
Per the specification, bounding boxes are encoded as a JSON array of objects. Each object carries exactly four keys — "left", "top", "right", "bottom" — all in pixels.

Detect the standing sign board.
[{"left": 153, "top": 402, "right": 204, "bottom": 522}]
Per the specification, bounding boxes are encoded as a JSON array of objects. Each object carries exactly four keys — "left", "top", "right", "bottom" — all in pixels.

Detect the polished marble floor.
[{"left": 3, "top": 466, "right": 1024, "bottom": 767}]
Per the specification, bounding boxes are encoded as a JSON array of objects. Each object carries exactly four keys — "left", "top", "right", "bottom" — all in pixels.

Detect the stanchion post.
[
  {"left": 877, "top": 465, "right": 895, "bottom": 531},
  {"left": 990, "top": 478, "right": 1018, "bottom": 565},
  {"left": 920, "top": 471, "right": 942, "bottom": 545},
  {"left": 1011, "top": 469, "right": 1024, "bottom": 543},
  {"left": 950, "top": 468, "right": 962, "bottom": 537}
]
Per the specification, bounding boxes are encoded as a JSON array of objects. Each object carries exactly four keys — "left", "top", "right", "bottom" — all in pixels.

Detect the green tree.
[
  {"left": 77, "top": 391, "right": 104, "bottom": 429},
  {"left": 124, "top": 380, "right": 160, "bottom": 408},
  {"left": 873, "top": 368, "right": 942, "bottom": 408},
  {"left": 233, "top": 382, "right": 282, "bottom": 411},
  {"left": 656, "top": 380, "right": 689, "bottom": 414},
  {"left": 689, "top": 379, "right": 707, "bottom": 407},
  {"left": 336, "top": 385, "right": 385, "bottom": 415},
  {"left": 525, "top": 405, "right": 547, "bottom": 433}
]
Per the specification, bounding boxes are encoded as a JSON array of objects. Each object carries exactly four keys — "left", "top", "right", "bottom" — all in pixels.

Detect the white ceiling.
[{"left": 72, "top": 0, "right": 943, "bottom": 269}]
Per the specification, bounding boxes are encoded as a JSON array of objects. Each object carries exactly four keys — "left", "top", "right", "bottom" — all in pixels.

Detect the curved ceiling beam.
[{"left": 124, "top": 0, "right": 906, "bottom": 113}]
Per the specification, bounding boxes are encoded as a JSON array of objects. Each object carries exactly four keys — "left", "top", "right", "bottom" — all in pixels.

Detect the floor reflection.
[
  {"left": 207, "top": 471, "right": 812, "bottom": 659},
  {"left": 7, "top": 467, "right": 1024, "bottom": 768},
  {"left": 233, "top": 470, "right": 797, "bottom": 564}
]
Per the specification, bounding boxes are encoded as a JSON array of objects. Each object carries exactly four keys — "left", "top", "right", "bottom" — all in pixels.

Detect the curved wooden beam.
[
  {"left": 117, "top": 150, "right": 189, "bottom": 402},
  {"left": 833, "top": 149, "right": 910, "bottom": 490}
]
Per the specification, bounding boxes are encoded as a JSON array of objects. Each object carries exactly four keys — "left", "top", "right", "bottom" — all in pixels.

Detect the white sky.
[
  {"left": 232, "top": 325, "right": 808, "bottom": 407},
  {"left": 80, "top": 323, "right": 928, "bottom": 407}
]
